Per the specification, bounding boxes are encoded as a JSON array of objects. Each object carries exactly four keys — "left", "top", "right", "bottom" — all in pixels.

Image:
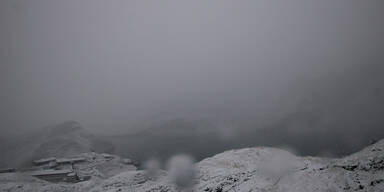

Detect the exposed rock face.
[{"left": 1, "top": 139, "right": 384, "bottom": 191}]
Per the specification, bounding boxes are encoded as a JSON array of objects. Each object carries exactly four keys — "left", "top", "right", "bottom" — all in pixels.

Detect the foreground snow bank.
[{"left": 1, "top": 140, "right": 384, "bottom": 192}]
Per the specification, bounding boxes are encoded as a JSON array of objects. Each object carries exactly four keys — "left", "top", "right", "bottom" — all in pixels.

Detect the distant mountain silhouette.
[{"left": 0, "top": 121, "right": 113, "bottom": 168}]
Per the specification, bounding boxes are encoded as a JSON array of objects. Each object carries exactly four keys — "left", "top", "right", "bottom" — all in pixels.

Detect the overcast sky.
[{"left": 0, "top": 0, "right": 383, "bottom": 135}]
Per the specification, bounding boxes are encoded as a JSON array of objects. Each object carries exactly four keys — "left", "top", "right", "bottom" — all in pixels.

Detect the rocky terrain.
[{"left": 1, "top": 138, "right": 383, "bottom": 191}]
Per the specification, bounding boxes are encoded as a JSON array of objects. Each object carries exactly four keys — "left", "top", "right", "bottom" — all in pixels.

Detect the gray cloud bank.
[{"left": 0, "top": 0, "right": 383, "bottom": 152}]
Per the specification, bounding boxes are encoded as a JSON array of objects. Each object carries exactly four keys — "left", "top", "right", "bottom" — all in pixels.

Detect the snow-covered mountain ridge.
[{"left": 1, "top": 139, "right": 383, "bottom": 192}]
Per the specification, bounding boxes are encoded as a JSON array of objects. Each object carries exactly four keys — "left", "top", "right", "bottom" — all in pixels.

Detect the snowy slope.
[
  {"left": 194, "top": 139, "right": 384, "bottom": 192},
  {"left": 1, "top": 139, "right": 383, "bottom": 192}
]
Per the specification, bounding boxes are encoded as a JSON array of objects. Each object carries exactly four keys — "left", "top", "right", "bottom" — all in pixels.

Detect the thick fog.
[{"left": 0, "top": 0, "right": 383, "bottom": 153}]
